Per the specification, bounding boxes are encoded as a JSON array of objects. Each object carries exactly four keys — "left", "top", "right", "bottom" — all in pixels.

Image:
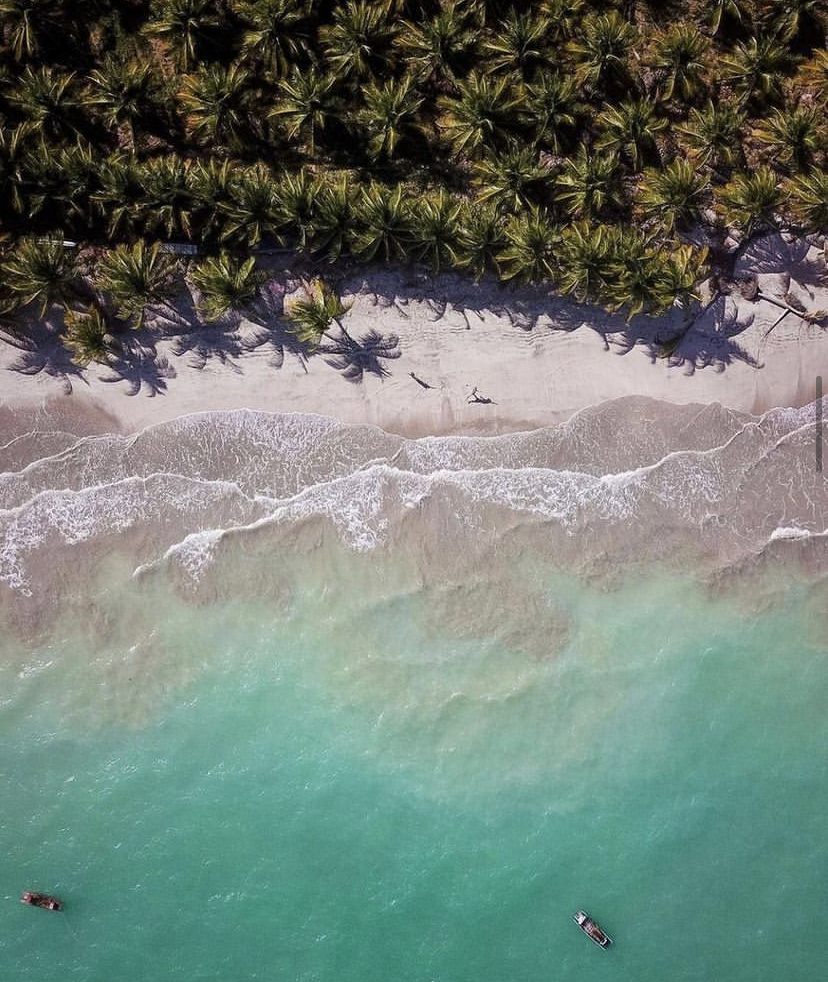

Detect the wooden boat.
[
  {"left": 573, "top": 909, "right": 612, "bottom": 948},
  {"left": 21, "top": 891, "right": 63, "bottom": 911}
]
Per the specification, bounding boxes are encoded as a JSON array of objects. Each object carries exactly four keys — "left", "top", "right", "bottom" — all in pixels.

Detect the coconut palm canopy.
[{"left": 0, "top": 0, "right": 825, "bottom": 324}]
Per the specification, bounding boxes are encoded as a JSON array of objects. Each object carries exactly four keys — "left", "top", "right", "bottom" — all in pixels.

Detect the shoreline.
[{"left": 2, "top": 238, "right": 827, "bottom": 440}]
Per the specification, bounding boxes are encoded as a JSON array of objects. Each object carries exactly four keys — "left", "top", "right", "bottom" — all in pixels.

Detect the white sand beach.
[{"left": 1, "top": 234, "right": 826, "bottom": 438}]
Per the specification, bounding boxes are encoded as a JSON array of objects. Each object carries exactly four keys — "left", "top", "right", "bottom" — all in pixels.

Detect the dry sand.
[{"left": 1, "top": 234, "right": 826, "bottom": 438}]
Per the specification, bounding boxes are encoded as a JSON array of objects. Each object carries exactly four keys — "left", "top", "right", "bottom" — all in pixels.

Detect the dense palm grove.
[{"left": 0, "top": 0, "right": 826, "bottom": 361}]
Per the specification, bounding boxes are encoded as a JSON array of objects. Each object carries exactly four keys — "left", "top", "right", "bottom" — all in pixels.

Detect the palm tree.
[
  {"left": 600, "top": 229, "right": 663, "bottom": 319},
  {"left": 521, "top": 73, "right": 576, "bottom": 153},
  {"left": 636, "top": 158, "right": 709, "bottom": 230},
  {"left": 455, "top": 200, "right": 506, "bottom": 280},
  {"left": 0, "top": 236, "right": 77, "bottom": 315},
  {"left": 63, "top": 304, "right": 119, "bottom": 367},
  {"left": 409, "top": 189, "right": 462, "bottom": 274},
  {"left": 720, "top": 34, "right": 791, "bottom": 106},
  {"left": 0, "top": 0, "right": 63, "bottom": 61},
  {"left": 759, "top": 0, "right": 826, "bottom": 44},
  {"left": 25, "top": 140, "right": 98, "bottom": 229},
  {"left": 178, "top": 63, "right": 255, "bottom": 151},
  {"left": 238, "top": 0, "right": 310, "bottom": 78},
  {"left": 707, "top": 0, "right": 751, "bottom": 36},
  {"left": 361, "top": 75, "right": 424, "bottom": 161},
  {"left": 539, "top": 0, "right": 587, "bottom": 42},
  {"left": 753, "top": 106, "right": 822, "bottom": 172},
  {"left": 648, "top": 23, "right": 709, "bottom": 103},
  {"left": 482, "top": 7, "right": 551, "bottom": 78},
  {"left": 796, "top": 49, "right": 828, "bottom": 107},
  {"left": 95, "top": 240, "right": 180, "bottom": 328},
  {"left": 555, "top": 221, "right": 611, "bottom": 304},
  {"left": 320, "top": 0, "right": 396, "bottom": 82},
  {"left": 0, "top": 123, "right": 31, "bottom": 216},
  {"left": 141, "top": 155, "right": 194, "bottom": 240},
  {"left": 717, "top": 165, "right": 784, "bottom": 236},
  {"left": 437, "top": 72, "right": 519, "bottom": 156},
  {"left": 309, "top": 176, "right": 354, "bottom": 261},
  {"left": 472, "top": 142, "right": 553, "bottom": 214},
  {"left": 676, "top": 100, "right": 745, "bottom": 168},
  {"left": 392, "top": 2, "right": 478, "bottom": 88},
  {"left": 92, "top": 153, "right": 147, "bottom": 239},
  {"left": 144, "top": 0, "right": 220, "bottom": 72},
  {"left": 498, "top": 207, "right": 558, "bottom": 284},
  {"left": 568, "top": 11, "right": 638, "bottom": 91},
  {"left": 283, "top": 278, "right": 352, "bottom": 348},
  {"left": 555, "top": 148, "right": 623, "bottom": 220},
  {"left": 189, "top": 158, "right": 235, "bottom": 246},
  {"left": 220, "top": 163, "right": 279, "bottom": 249},
  {"left": 351, "top": 183, "right": 411, "bottom": 263},
  {"left": 273, "top": 168, "right": 316, "bottom": 250},
  {"left": 7, "top": 66, "right": 80, "bottom": 142},
  {"left": 86, "top": 53, "right": 154, "bottom": 151},
  {"left": 190, "top": 252, "right": 265, "bottom": 321},
  {"left": 269, "top": 67, "right": 339, "bottom": 154},
  {"left": 595, "top": 99, "right": 667, "bottom": 169},
  {"left": 784, "top": 170, "right": 828, "bottom": 231},
  {"left": 657, "top": 244, "right": 709, "bottom": 314}
]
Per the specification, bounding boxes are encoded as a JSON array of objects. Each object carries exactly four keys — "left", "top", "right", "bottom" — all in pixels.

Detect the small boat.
[
  {"left": 573, "top": 909, "right": 612, "bottom": 948},
  {"left": 21, "top": 891, "right": 63, "bottom": 911}
]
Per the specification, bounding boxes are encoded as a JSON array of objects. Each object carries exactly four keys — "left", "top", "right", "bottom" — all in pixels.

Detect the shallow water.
[{"left": 1, "top": 398, "right": 827, "bottom": 981}]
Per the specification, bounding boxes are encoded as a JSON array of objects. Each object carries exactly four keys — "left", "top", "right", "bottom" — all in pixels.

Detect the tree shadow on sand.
[
  {"left": 2, "top": 316, "right": 86, "bottom": 395},
  {"left": 242, "top": 282, "right": 311, "bottom": 371},
  {"left": 97, "top": 334, "right": 177, "bottom": 396},
  {"left": 319, "top": 326, "right": 402, "bottom": 382}
]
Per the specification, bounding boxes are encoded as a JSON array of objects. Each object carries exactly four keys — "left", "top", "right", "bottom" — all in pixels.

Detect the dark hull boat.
[
  {"left": 573, "top": 909, "right": 612, "bottom": 948},
  {"left": 21, "top": 891, "right": 63, "bottom": 911}
]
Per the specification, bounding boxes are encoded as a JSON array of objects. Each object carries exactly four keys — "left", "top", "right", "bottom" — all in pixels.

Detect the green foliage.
[
  {"left": 717, "top": 165, "right": 785, "bottom": 235},
  {"left": 95, "top": 239, "right": 179, "bottom": 327},
  {"left": 190, "top": 252, "right": 265, "bottom": 321},
  {"left": 785, "top": 170, "right": 828, "bottom": 231},
  {"left": 0, "top": 0, "right": 821, "bottom": 331},
  {"left": 455, "top": 201, "right": 506, "bottom": 281},
  {"left": 178, "top": 64, "right": 254, "bottom": 150},
  {"left": 753, "top": 106, "right": 823, "bottom": 171},
  {"left": 595, "top": 99, "right": 667, "bottom": 170},
  {"left": 238, "top": 0, "right": 309, "bottom": 78},
  {"left": 270, "top": 68, "right": 339, "bottom": 153},
  {"left": 556, "top": 148, "right": 623, "bottom": 220},
  {"left": 568, "top": 11, "right": 637, "bottom": 90},
  {"left": 320, "top": 0, "right": 396, "bottom": 81},
  {"left": 409, "top": 190, "right": 461, "bottom": 274},
  {"left": 283, "top": 278, "right": 351, "bottom": 347},
  {"left": 472, "top": 143, "right": 552, "bottom": 215},
  {"left": 393, "top": 3, "right": 478, "bottom": 86},
  {"left": 482, "top": 7, "right": 551, "bottom": 78},
  {"left": 676, "top": 100, "right": 746, "bottom": 168},
  {"left": 637, "top": 159, "right": 710, "bottom": 230},
  {"left": 63, "top": 303, "right": 117, "bottom": 366},
  {"left": 437, "top": 73, "right": 519, "bottom": 156},
  {"left": 0, "top": 236, "right": 77, "bottom": 315},
  {"left": 144, "top": 0, "right": 219, "bottom": 72},
  {"left": 87, "top": 53, "right": 154, "bottom": 149},
  {"left": 352, "top": 183, "right": 411, "bottom": 263},
  {"left": 361, "top": 75, "right": 423, "bottom": 161},
  {"left": 498, "top": 207, "right": 558, "bottom": 284},
  {"left": 649, "top": 23, "right": 709, "bottom": 102}
]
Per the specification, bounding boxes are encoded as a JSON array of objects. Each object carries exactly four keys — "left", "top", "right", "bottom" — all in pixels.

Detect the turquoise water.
[
  {"left": 3, "top": 564, "right": 826, "bottom": 982},
  {"left": 2, "top": 403, "right": 827, "bottom": 980}
]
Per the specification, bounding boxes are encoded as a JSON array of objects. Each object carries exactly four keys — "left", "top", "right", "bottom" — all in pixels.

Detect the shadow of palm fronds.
[
  {"left": 319, "top": 327, "right": 402, "bottom": 383},
  {"left": 4, "top": 315, "right": 84, "bottom": 395},
  {"left": 98, "top": 335, "right": 177, "bottom": 396}
]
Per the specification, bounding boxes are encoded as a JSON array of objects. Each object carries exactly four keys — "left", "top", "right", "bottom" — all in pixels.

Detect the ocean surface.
[{"left": 1, "top": 397, "right": 826, "bottom": 982}]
